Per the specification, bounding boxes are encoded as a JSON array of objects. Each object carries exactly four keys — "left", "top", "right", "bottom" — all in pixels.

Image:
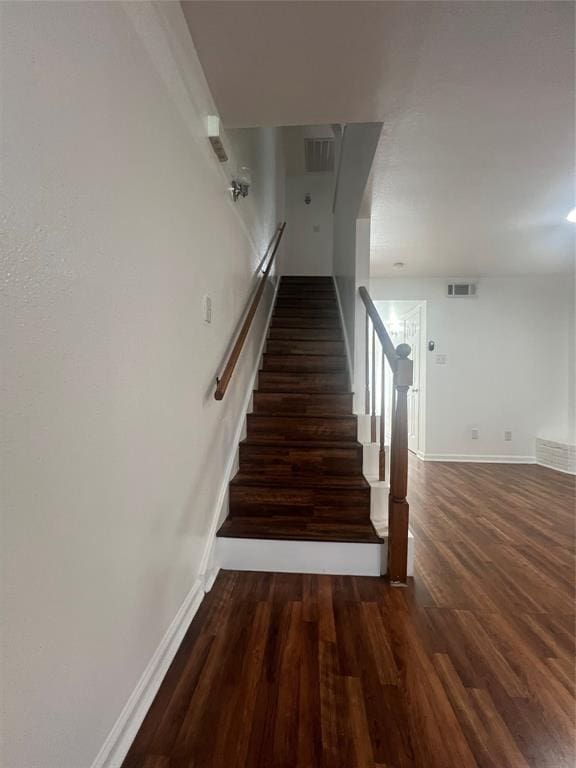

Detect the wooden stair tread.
[
  {"left": 257, "top": 371, "right": 351, "bottom": 394},
  {"left": 217, "top": 516, "right": 382, "bottom": 543},
  {"left": 241, "top": 437, "right": 362, "bottom": 449},
  {"left": 246, "top": 413, "right": 357, "bottom": 442},
  {"left": 253, "top": 389, "right": 353, "bottom": 397},
  {"left": 252, "top": 391, "right": 354, "bottom": 416},
  {"left": 266, "top": 342, "right": 345, "bottom": 355},
  {"left": 231, "top": 471, "right": 369, "bottom": 489},
  {"left": 262, "top": 354, "right": 347, "bottom": 372},
  {"left": 271, "top": 318, "right": 341, "bottom": 328},
  {"left": 248, "top": 412, "right": 356, "bottom": 422}
]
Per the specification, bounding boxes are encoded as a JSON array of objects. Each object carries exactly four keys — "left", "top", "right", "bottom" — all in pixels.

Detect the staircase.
[{"left": 216, "top": 276, "right": 385, "bottom": 576}]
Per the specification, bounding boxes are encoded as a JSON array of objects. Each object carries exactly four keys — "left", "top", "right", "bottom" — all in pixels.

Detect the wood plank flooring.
[{"left": 122, "top": 459, "right": 575, "bottom": 768}]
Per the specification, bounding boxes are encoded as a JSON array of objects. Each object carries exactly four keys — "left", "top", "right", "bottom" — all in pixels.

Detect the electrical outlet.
[
  {"left": 504, "top": 430, "right": 512, "bottom": 442},
  {"left": 202, "top": 295, "right": 212, "bottom": 324},
  {"left": 471, "top": 428, "right": 479, "bottom": 440}
]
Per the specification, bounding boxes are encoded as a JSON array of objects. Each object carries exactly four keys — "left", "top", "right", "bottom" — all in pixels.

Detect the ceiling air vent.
[
  {"left": 447, "top": 282, "right": 477, "bottom": 298},
  {"left": 304, "top": 138, "right": 335, "bottom": 172}
]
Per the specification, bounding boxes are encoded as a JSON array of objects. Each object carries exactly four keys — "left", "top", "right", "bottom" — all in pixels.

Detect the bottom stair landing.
[{"left": 216, "top": 276, "right": 386, "bottom": 577}]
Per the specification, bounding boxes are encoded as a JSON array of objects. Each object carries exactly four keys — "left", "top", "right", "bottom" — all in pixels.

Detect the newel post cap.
[{"left": 396, "top": 343, "right": 412, "bottom": 359}]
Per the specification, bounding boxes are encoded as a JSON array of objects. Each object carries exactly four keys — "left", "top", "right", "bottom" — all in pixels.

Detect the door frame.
[{"left": 397, "top": 302, "right": 426, "bottom": 457}]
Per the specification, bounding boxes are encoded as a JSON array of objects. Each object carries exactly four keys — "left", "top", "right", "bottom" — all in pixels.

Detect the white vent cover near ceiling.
[
  {"left": 447, "top": 282, "right": 477, "bottom": 298},
  {"left": 304, "top": 138, "right": 334, "bottom": 172}
]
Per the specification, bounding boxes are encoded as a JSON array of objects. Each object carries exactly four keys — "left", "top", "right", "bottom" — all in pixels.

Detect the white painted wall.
[
  {"left": 369, "top": 275, "right": 575, "bottom": 460},
  {"left": 353, "top": 218, "right": 371, "bottom": 413},
  {"left": 282, "top": 173, "right": 333, "bottom": 275},
  {"left": 333, "top": 123, "right": 382, "bottom": 363},
  {"left": 0, "top": 3, "right": 284, "bottom": 767}
]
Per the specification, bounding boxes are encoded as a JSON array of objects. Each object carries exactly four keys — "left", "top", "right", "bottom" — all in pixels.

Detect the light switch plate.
[
  {"left": 435, "top": 353, "right": 448, "bottom": 365},
  {"left": 202, "top": 295, "right": 212, "bottom": 324}
]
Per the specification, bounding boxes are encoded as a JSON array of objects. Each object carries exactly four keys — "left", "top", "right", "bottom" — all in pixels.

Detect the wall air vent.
[
  {"left": 447, "top": 282, "right": 477, "bottom": 298},
  {"left": 304, "top": 138, "right": 335, "bottom": 173}
]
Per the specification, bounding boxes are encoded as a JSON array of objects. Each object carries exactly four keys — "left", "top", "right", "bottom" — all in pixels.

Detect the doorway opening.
[{"left": 375, "top": 300, "right": 426, "bottom": 456}]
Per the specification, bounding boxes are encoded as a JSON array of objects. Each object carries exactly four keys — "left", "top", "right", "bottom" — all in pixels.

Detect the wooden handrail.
[
  {"left": 358, "top": 286, "right": 399, "bottom": 372},
  {"left": 214, "top": 222, "right": 286, "bottom": 400}
]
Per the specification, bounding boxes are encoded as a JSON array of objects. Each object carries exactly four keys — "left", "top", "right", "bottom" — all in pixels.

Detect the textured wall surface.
[
  {"left": 283, "top": 173, "right": 334, "bottom": 275},
  {"left": 370, "top": 275, "right": 574, "bottom": 458},
  {"left": 333, "top": 123, "right": 382, "bottom": 361},
  {"left": 0, "top": 3, "right": 284, "bottom": 766}
]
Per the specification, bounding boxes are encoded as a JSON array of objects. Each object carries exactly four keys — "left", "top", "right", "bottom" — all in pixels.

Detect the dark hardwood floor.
[{"left": 123, "top": 459, "right": 575, "bottom": 768}]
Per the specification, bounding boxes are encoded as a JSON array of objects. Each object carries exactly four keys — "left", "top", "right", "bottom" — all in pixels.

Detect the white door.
[{"left": 401, "top": 305, "right": 422, "bottom": 454}]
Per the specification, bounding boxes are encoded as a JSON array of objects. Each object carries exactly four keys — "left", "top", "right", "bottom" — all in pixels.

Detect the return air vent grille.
[
  {"left": 304, "top": 138, "right": 335, "bottom": 172},
  {"left": 447, "top": 282, "right": 477, "bottom": 298}
]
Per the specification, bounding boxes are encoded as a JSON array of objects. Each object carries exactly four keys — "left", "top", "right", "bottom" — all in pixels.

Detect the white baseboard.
[
  {"left": 92, "top": 276, "right": 279, "bottom": 768},
  {"left": 332, "top": 276, "right": 353, "bottom": 390},
  {"left": 418, "top": 452, "right": 536, "bottom": 464},
  {"left": 91, "top": 577, "right": 205, "bottom": 768}
]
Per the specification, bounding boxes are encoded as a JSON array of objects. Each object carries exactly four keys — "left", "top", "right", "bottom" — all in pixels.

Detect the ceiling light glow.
[{"left": 567, "top": 208, "right": 576, "bottom": 223}]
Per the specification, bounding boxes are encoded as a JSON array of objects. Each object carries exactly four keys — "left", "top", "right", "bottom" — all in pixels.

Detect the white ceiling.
[{"left": 183, "top": 1, "right": 575, "bottom": 276}]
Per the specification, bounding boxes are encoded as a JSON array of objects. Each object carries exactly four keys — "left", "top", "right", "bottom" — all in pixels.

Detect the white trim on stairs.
[{"left": 417, "top": 452, "right": 536, "bottom": 464}]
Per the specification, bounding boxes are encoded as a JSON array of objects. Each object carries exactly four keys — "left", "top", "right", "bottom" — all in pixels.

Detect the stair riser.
[
  {"left": 268, "top": 327, "right": 343, "bottom": 341},
  {"left": 252, "top": 392, "right": 353, "bottom": 416},
  {"left": 273, "top": 307, "right": 339, "bottom": 317},
  {"left": 277, "top": 291, "right": 336, "bottom": 300},
  {"left": 257, "top": 371, "right": 349, "bottom": 393},
  {"left": 266, "top": 340, "right": 345, "bottom": 356},
  {"left": 270, "top": 317, "right": 341, "bottom": 329},
  {"left": 229, "top": 486, "right": 370, "bottom": 518},
  {"left": 239, "top": 444, "right": 363, "bottom": 476},
  {"left": 262, "top": 354, "right": 347, "bottom": 373},
  {"left": 247, "top": 414, "right": 357, "bottom": 442},
  {"left": 217, "top": 537, "right": 382, "bottom": 576},
  {"left": 275, "top": 298, "right": 337, "bottom": 308}
]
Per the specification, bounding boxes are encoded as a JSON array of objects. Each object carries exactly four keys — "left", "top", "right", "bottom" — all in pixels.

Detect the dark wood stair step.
[
  {"left": 246, "top": 413, "right": 357, "bottom": 442},
  {"left": 266, "top": 339, "right": 345, "bottom": 356},
  {"left": 229, "top": 481, "right": 370, "bottom": 520},
  {"left": 217, "top": 516, "right": 381, "bottom": 544},
  {"left": 262, "top": 353, "right": 347, "bottom": 373},
  {"left": 270, "top": 316, "right": 341, "bottom": 329},
  {"left": 280, "top": 276, "right": 333, "bottom": 284},
  {"left": 277, "top": 288, "right": 336, "bottom": 298},
  {"left": 268, "top": 327, "right": 343, "bottom": 341},
  {"left": 257, "top": 371, "right": 349, "bottom": 393},
  {"left": 273, "top": 306, "right": 339, "bottom": 317},
  {"left": 252, "top": 391, "right": 353, "bottom": 416},
  {"left": 231, "top": 471, "right": 369, "bottom": 489},
  {"left": 275, "top": 297, "right": 337, "bottom": 307},
  {"left": 239, "top": 438, "right": 363, "bottom": 475}
]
